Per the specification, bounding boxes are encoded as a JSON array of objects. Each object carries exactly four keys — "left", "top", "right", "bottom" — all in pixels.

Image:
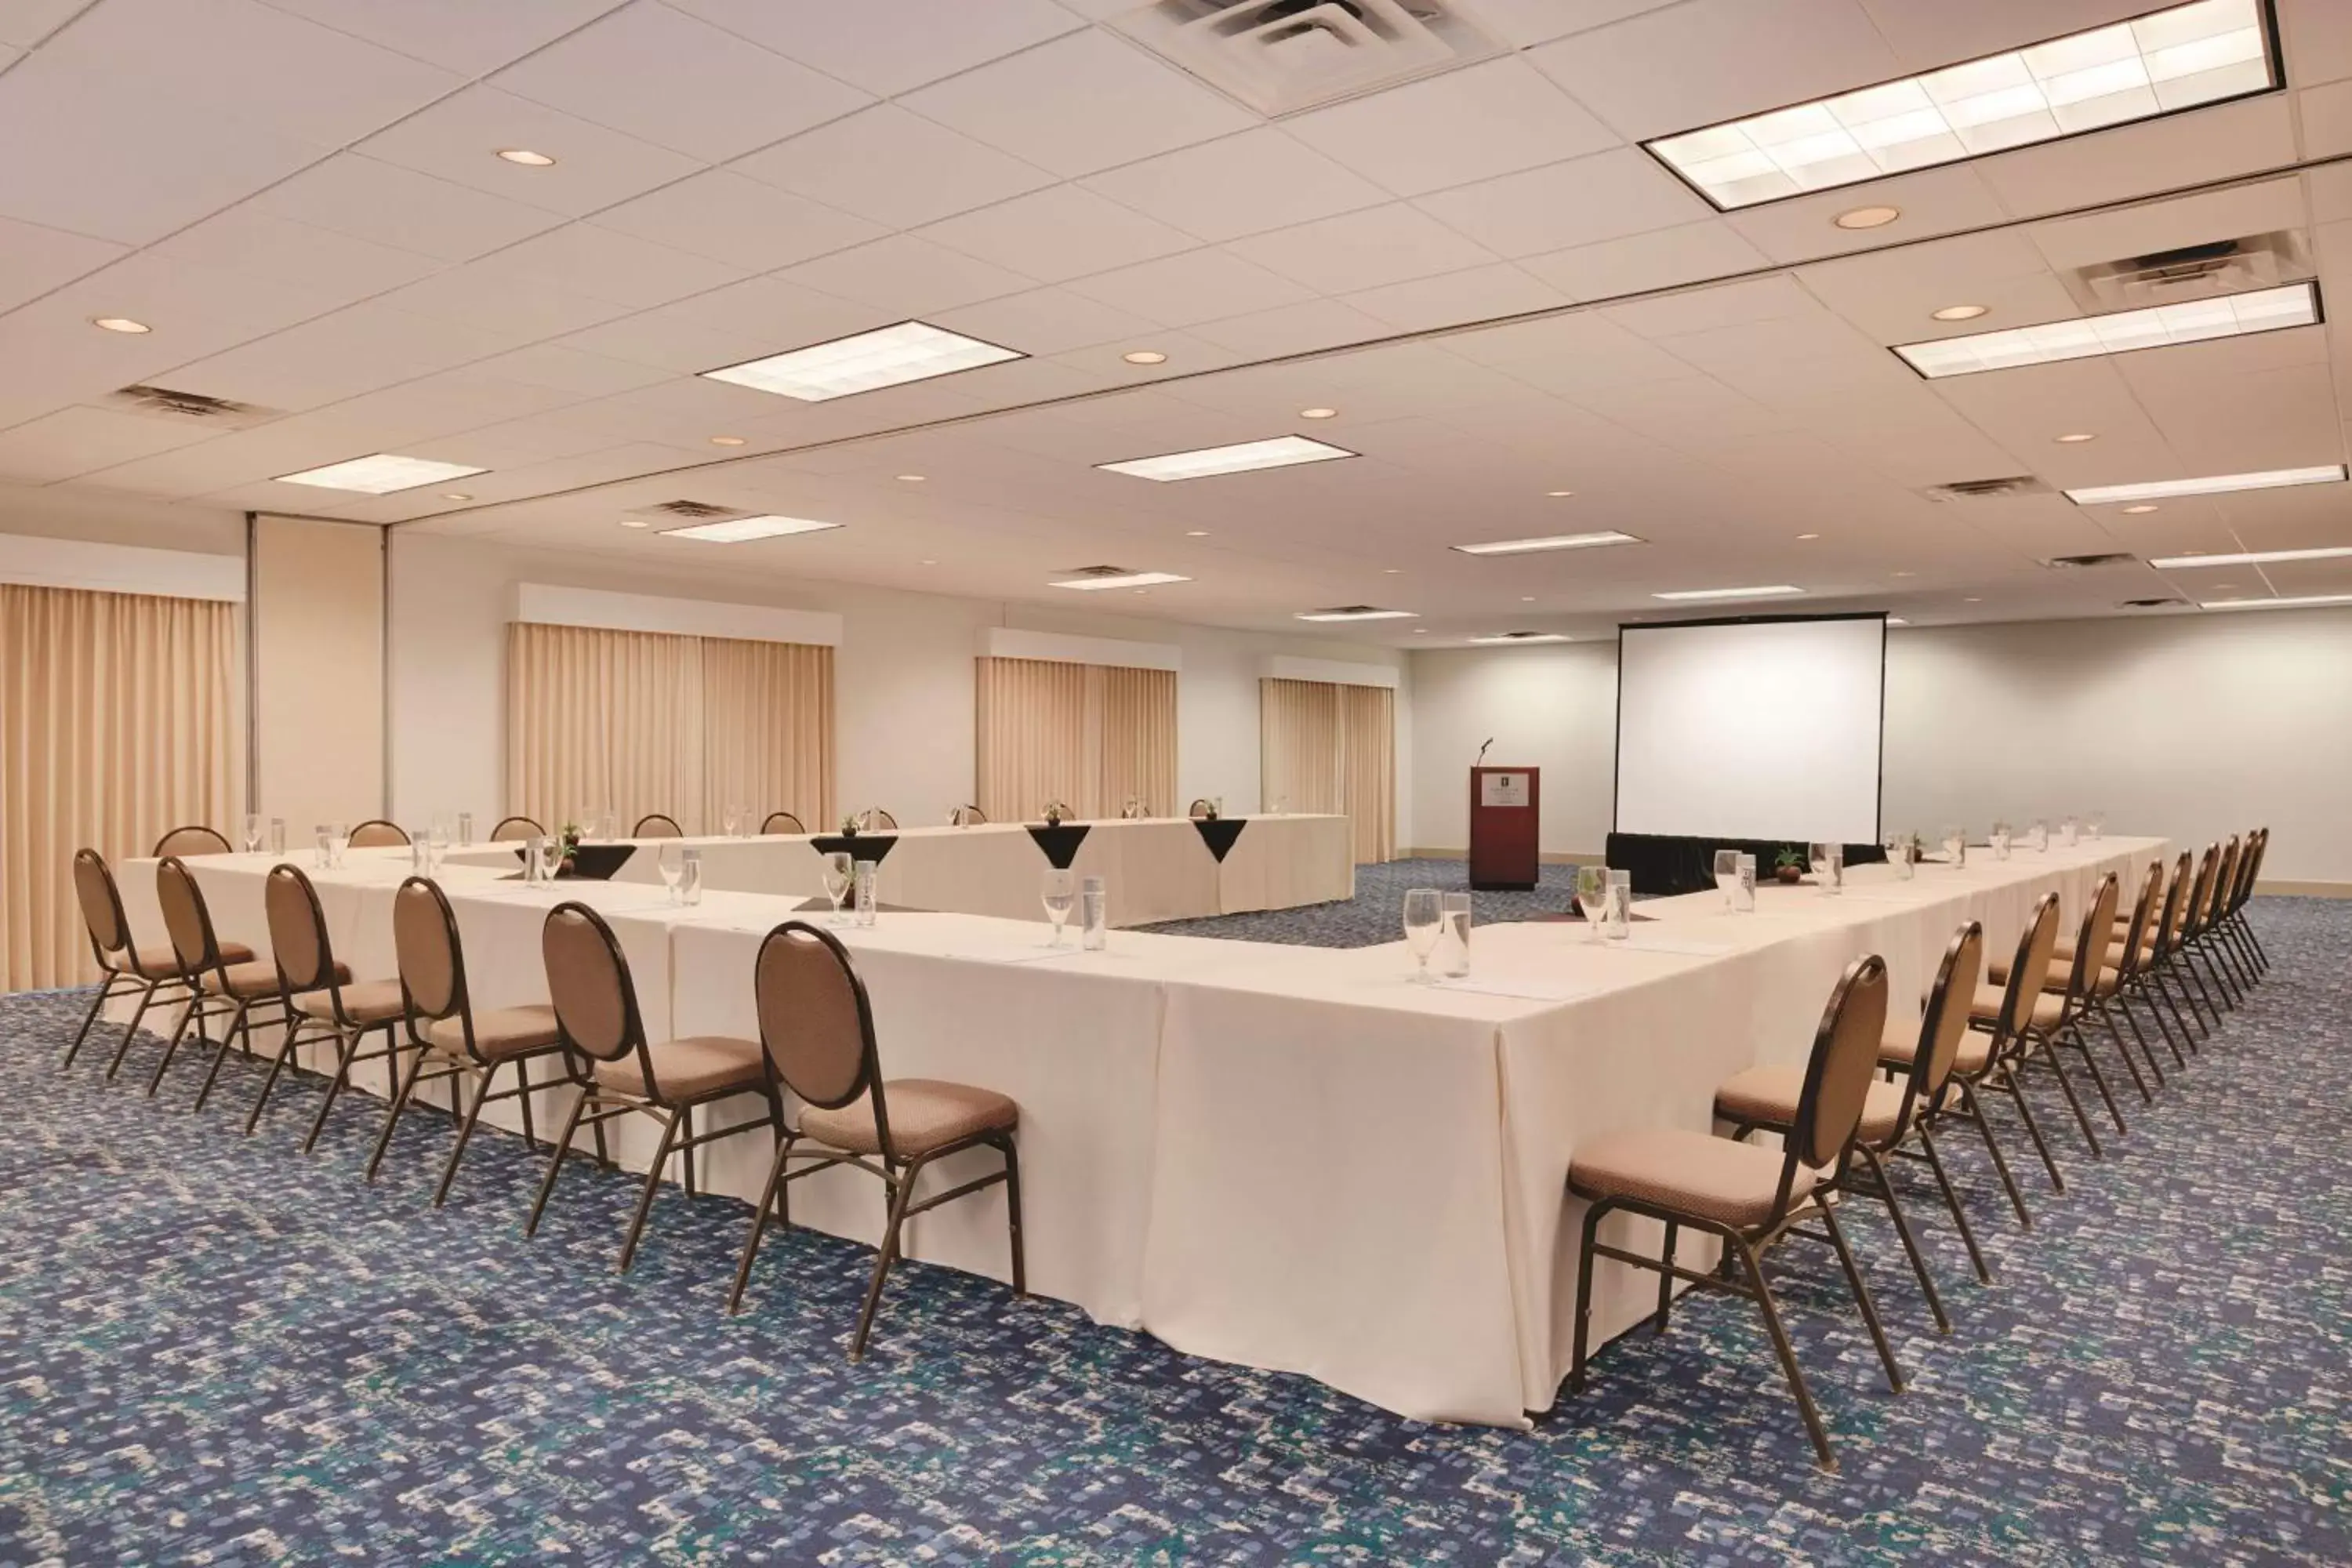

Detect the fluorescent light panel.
[
  {"left": 1896, "top": 282, "right": 2318, "bottom": 378},
  {"left": 1451, "top": 531, "right": 1644, "bottom": 557},
  {"left": 2150, "top": 546, "right": 2352, "bottom": 568},
  {"left": 702, "top": 321, "right": 1022, "bottom": 402},
  {"left": 659, "top": 515, "right": 840, "bottom": 543},
  {"left": 1652, "top": 585, "right": 1806, "bottom": 602},
  {"left": 1468, "top": 633, "right": 1572, "bottom": 644},
  {"left": 275, "top": 454, "right": 487, "bottom": 494},
  {"left": 1049, "top": 571, "right": 1191, "bottom": 590},
  {"left": 1646, "top": 0, "right": 2277, "bottom": 210},
  {"left": 2067, "top": 464, "right": 2347, "bottom": 505},
  {"left": 1098, "top": 435, "right": 1356, "bottom": 482},
  {"left": 1294, "top": 608, "right": 1415, "bottom": 622},
  {"left": 2199, "top": 593, "right": 2352, "bottom": 609}
]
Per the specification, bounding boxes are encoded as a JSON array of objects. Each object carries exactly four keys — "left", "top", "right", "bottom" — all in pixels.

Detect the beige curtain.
[
  {"left": 975, "top": 656, "right": 1177, "bottom": 821},
  {"left": 1, "top": 584, "right": 241, "bottom": 990},
  {"left": 1261, "top": 676, "right": 1396, "bottom": 864},
  {"left": 702, "top": 635, "right": 834, "bottom": 834}
]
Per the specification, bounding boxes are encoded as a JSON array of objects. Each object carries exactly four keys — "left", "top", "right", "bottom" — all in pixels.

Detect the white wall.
[
  {"left": 387, "top": 532, "right": 1411, "bottom": 837},
  {"left": 1408, "top": 611, "right": 2352, "bottom": 886}
]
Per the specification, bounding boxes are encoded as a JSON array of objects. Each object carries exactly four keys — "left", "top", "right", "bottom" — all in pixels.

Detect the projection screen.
[{"left": 1614, "top": 615, "right": 1886, "bottom": 844}]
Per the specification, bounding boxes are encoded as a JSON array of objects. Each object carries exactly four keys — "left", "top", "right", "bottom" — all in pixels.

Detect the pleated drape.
[
  {"left": 975, "top": 656, "right": 1176, "bottom": 821},
  {"left": 1261, "top": 677, "right": 1396, "bottom": 864},
  {"left": 1341, "top": 684, "right": 1397, "bottom": 863},
  {"left": 702, "top": 635, "right": 834, "bottom": 834},
  {"left": 1, "top": 583, "right": 241, "bottom": 990}
]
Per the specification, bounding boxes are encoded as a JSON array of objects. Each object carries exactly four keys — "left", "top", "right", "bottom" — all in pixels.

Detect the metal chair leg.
[
  {"left": 1955, "top": 1077, "right": 2034, "bottom": 1224},
  {"left": 243, "top": 1015, "right": 314, "bottom": 1134},
  {"left": 1859, "top": 1145, "right": 1948, "bottom": 1334},
  {"left": 2034, "top": 1037, "right": 2107, "bottom": 1154},
  {"left": 431, "top": 1065, "right": 495, "bottom": 1208},
  {"left": 1915, "top": 1123, "right": 1993, "bottom": 1283},
  {"left": 727, "top": 1131, "right": 799, "bottom": 1315},
  {"left": 617, "top": 1109, "right": 683, "bottom": 1273},
  {"left": 998, "top": 1133, "right": 1025, "bottom": 1298},
  {"left": 1997, "top": 1059, "right": 2068, "bottom": 1192},
  {"left": 191, "top": 999, "right": 252, "bottom": 1112},
  {"left": 365, "top": 1044, "right": 433, "bottom": 1182},
  {"left": 61, "top": 978, "right": 124, "bottom": 1070},
  {"left": 301, "top": 1028, "right": 365, "bottom": 1154},
  {"left": 1819, "top": 1201, "right": 1904, "bottom": 1393},
  {"left": 524, "top": 1088, "right": 592, "bottom": 1238},
  {"left": 849, "top": 1155, "right": 926, "bottom": 1359},
  {"left": 147, "top": 994, "right": 204, "bottom": 1096},
  {"left": 2061, "top": 1023, "right": 2129, "bottom": 1134},
  {"left": 1733, "top": 1238, "right": 1838, "bottom": 1472},
  {"left": 1653, "top": 1220, "right": 1679, "bottom": 1334},
  {"left": 1567, "top": 1203, "right": 1606, "bottom": 1394},
  {"left": 104, "top": 981, "right": 170, "bottom": 1080}
]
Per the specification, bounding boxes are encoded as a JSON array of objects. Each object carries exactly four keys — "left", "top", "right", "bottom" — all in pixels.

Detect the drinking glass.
[
  {"left": 822, "top": 851, "right": 855, "bottom": 924},
  {"left": 523, "top": 835, "right": 546, "bottom": 884},
  {"left": 1816, "top": 842, "right": 1843, "bottom": 894},
  {"left": 681, "top": 848, "right": 703, "bottom": 906},
  {"left": 1042, "top": 869, "right": 1077, "bottom": 945},
  {"left": 1080, "top": 876, "right": 1108, "bottom": 950},
  {"left": 268, "top": 818, "right": 286, "bottom": 855},
  {"left": 1123, "top": 797, "right": 1142, "bottom": 820},
  {"left": 314, "top": 826, "right": 332, "bottom": 869},
  {"left": 1713, "top": 848, "right": 1740, "bottom": 908},
  {"left": 2030, "top": 818, "right": 2049, "bottom": 852},
  {"left": 1733, "top": 855, "right": 1757, "bottom": 912},
  {"left": 456, "top": 811, "right": 474, "bottom": 848},
  {"left": 241, "top": 813, "right": 264, "bottom": 853},
  {"left": 1887, "top": 834, "right": 1914, "bottom": 880},
  {"left": 658, "top": 842, "right": 684, "bottom": 904},
  {"left": 854, "top": 861, "right": 877, "bottom": 927},
  {"left": 1603, "top": 869, "right": 1633, "bottom": 939},
  {"left": 426, "top": 822, "right": 448, "bottom": 874},
  {"left": 722, "top": 804, "right": 742, "bottom": 838},
  {"left": 1991, "top": 821, "right": 2012, "bottom": 860},
  {"left": 1943, "top": 826, "right": 1965, "bottom": 866},
  {"left": 2060, "top": 816, "right": 2080, "bottom": 848},
  {"left": 2088, "top": 811, "right": 2106, "bottom": 840},
  {"left": 1439, "top": 891, "right": 1472, "bottom": 978},
  {"left": 329, "top": 822, "right": 351, "bottom": 869},
  {"left": 1575, "top": 865, "right": 1608, "bottom": 942},
  {"left": 538, "top": 836, "right": 564, "bottom": 883},
  {"left": 1403, "top": 888, "right": 1443, "bottom": 982},
  {"left": 1809, "top": 844, "right": 1831, "bottom": 879}
]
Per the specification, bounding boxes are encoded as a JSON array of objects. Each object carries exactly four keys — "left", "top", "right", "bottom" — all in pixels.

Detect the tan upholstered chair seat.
[
  {"left": 1715, "top": 1063, "right": 1907, "bottom": 1145},
  {"left": 426, "top": 1004, "right": 560, "bottom": 1060},
  {"left": 205, "top": 958, "right": 335, "bottom": 998},
  {"left": 1987, "top": 957, "right": 2124, "bottom": 997},
  {"left": 132, "top": 941, "right": 251, "bottom": 977},
  {"left": 295, "top": 978, "right": 408, "bottom": 1024},
  {"left": 1880, "top": 1022, "right": 1990, "bottom": 1076},
  {"left": 2056, "top": 935, "right": 2154, "bottom": 964},
  {"left": 800, "top": 1079, "right": 1018, "bottom": 1157},
  {"left": 1569, "top": 1127, "right": 1817, "bottom": 1229},
  {"left": 593, "top": 1035, "right": 766, "bottom": 1101},
  {"left": 1968, "top": 984, "right": 2063, "bottom": 1033}
]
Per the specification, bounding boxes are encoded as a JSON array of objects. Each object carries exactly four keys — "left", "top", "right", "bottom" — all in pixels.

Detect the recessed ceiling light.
[
  {"left": 1887, "top": 617, "right": 1910, "bottom": 626},
  {"left": 1050, "top": 570, "right": 1191, "bottom": 590},
  {"left": 2068, "top": 464, "right": 2347, "bottom": 506},
  {"left": 1469, "top": 632, "right": 1573, "bottom": 644},
  {"left": 1892, "top": 570, "right": 1917, "bottom": 577},
  {"left": 2122, "top": 504, "right": 2161, "bottom": 514},
  {"left": 1450, "top": 531, "right": 1643, "bottom": 557},
  {"left": 1300, "top": 407, "right": 1337, "bottom": 419},
  {"left": 1897, "top": 282, "right": 2319, "bottom": 378},
  {"left": 1653, "top": 584, "right": 1806, "bottom": 602},
  {"left": 1545, "top": 489, "right": 1576, "bottom": 497},
  {"left": 1796, "top": 532, "right": 1821, "bottom": 540},
  {"left": 2199, "top": 593, "right": 2352, "bottom": 611},
  {"left": 1964, "top": 596, "right": 1984, "bottom": 603},
  {"left": 1098, "top": 435, "right": 1356, "bottom": 482},
  {"left": 896, "top": 474, "right": 925, "bottom": 483},
  {"left": 660, "top": 515, "right": 840, "bottom": 543},
  {"left": 1644, "top": 0, "right": 2278, "bottom": 212},
  {"left": 920, "top": 558, "right": 937, "bottom": 565},
  {"left": 2213, "top": 582, "right": 2238, "bottom": 590},
  {"left": 1185, "top": 529, "right": 1209, "bottom": 536},
  {"left": 1931, "top": 304, "right": 1989, "bottom": 321},
  {"left": 1295, "top": 607, "right": 1416, "bottom": 622},
  {"left": 1834, "top": 205, "right": 1901, "bottom": 230},
  {"left": 2055, "top": 432, "right": 2098, "bottom": 444},
  {"left": 1382, "top": 568, "right": 1401, "bottom": 574},
  {"left": 619, "top": 518, "right": 650, "bottom": 528},
  {"left": 1122, "top": 350, "right": 1168, "bottom": 365},
  {"left": 1520, "top": 596, "right": 1536, "bottom": 602},
  {"left": 497, "top": 148, "right": 557, "bottom": 166},
  {"left": 2151, "top": 545, "right": 2352, "bottom": 569},
  {"left": 708, "top": 435, "right": 746, "bottom": 446},
  {"left": 703, "top": 321, "right": 1023, "bottom": 402},
  {"left": 441, "top": 492, "right": 473, "bottom": 502},
  {"left": 91, "top": 316, "right": 151, "bottom": 334},
  {"left": 275, "top": 454, "right": 488, "bottom": 494}
]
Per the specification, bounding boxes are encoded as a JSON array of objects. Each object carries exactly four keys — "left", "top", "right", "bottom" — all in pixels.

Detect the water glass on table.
[
  {"left": 1811, "top": 842, "right": 1842, "bottom": 893},
  {"left": 658, "top": 842, "right": 685, "bottom": 904},
  {"left": 1439, "top": 891, "right": 1472, "bottom": 977},
  {"left": 1603, "top": 869, "right": 1633, "bottom": 939},
  {"left": 854, "top": 861, "right": 877, "bottom": 927},
  {"left": 1886, "top": 834, "right": 1912, "bottom": 880},
  {"left": 1990, "top": 821, "right": 2012, "bottom": 860},
  {"left": 1942, "top": 826, "right": 1965, "bottom": 867},
  {"left": 456, "top": 811, "right": 474, "bottom": 848},
  {"left": 314, "top": 825, "right": 333, "bottom": 869},
  {"left": 241, "top": 814, "right": 264, "bottom": 854},
  {"left": 1732, "top": 855, "right": 1757, "bottom": 913},
  {"left": 1574, "top": 866, "right": 1608, "bottom": 942},
  {"left": 1713, "top": 848, "right": 1740, "bottom": 908},
  {"left": 822, "top": 852, "right": 854, "bottom": 925},
  {"left": 1402, "top": 888, "right": 1443, "bottom": 982},
  {"left": 1080, "top": 876, "right": 1108, "bottom": 950},
  {"left": 268, "top": 818, "right": 286, "bottom": 855},
  {"left": 539, "top": 835, "right": 564, "bottom": 884},
  {"left": 1041, "top": 869, "right": 1076, "bottom": 946},
  {"left": 680, "top": 848, "right": 703, "bottom": 906},
  {"left": 2060, "top": 816, "right": 2079, "bottom": 848}
]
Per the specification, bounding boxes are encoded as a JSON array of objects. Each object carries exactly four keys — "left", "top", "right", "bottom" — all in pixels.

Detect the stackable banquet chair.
[
  {"left": 347, "top": 820, "right": 410, "bottom": 848},
  {"left": 2045, "top": 858, "right": 2177, "bottom": 1087},
  {"left": 2185, "top": 837, "right": 2249, "bottom": 1011},
  {"left": 246, "top": 864, "right": 414, "bottom": 1145},
  {"left": 2165, "top": 845, "right": 2227, "bottom": 1034},
  {"left": 489, "top": 815, "right": 544, "bottom": 843},
  {"left": 1187, "top": 799, "right": 1214, "bottom": 819},
  {"left": 372, "top": 877, "right": 567, "bottom": 1202},
  {"left": 152, "top": 824, "right": 232, "bottom": 857},
  {"left": 1569, "top": 955, "right": 1897, "bottom": 1472},
  {"left": 527, "top": 903, "right": 778, "bottom": 1272},
  {"left": 633, "top": 814, "right": 684, "bottom": 838},
  {"left": 761, "top": 811, "right": 805, "bottom": 835},
  {"left": 857, "top": 807, "right": 899, "bottom": 830},
  {"left": 949, "top": 804, "right": 986, "bottom": 826},
  {"left": 2223, "top": 827, "right": 2270, "bottom": 979},
  {"left": 64, "top": 848, "right": 252, "bottom": 1076},
  {"left": 1721, "top": 922, "right": 1989, "bottom": 1327},
  {"left": 154, "top": 856, "right": 292, "bottom": 1112},
  {"left": 728, "top": 920, "right": 1023, "bottom": 1357},
  {"left": 2129, "top": 851, "right": 2206, "bottom": 1047},
  {"left": 1984, "top": 873, "right": 2124, "bottom": 1156}
]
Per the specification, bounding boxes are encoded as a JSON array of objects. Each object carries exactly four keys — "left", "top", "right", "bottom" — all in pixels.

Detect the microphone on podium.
[{"left": 1475, "top": 737, "right": 1494, "bottom": 766}]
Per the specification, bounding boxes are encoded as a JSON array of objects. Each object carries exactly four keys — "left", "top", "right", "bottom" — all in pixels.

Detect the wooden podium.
[{"left": 1468, "top": 766, "right": 1539, "bottom": 890}]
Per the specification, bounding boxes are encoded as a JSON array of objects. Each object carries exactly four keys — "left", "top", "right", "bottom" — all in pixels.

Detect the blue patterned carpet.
[
  {"left": 3, "top": 901, "right": 2348, "bottom": 1565},
  {"left": 1142, "top": 857, "right": 1587, "bottom": 946}
]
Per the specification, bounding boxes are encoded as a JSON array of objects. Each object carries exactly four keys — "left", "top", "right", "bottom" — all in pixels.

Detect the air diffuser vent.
[
  {"left": 2042, "top": 552, "right": 2141, "bottom": 569},
  {"left": 642, "top": 499, "right": 744, "bottom": 521},
  {"left": 2118, "top": 597, "right": 2190, "bottom": 610},
  {"left": 1110, "top": 0, "right": 1504, "bottom": 115},
  {"left": 100, "top": 383, "right": 278, "bottom": 429},
  {"left": 1062, "top": 564, "right": 1139, "bottom": 581},
  {"left": 2065, "top": 231, "right": 2312, "bottom": 314},
  {"left": 1919, "top": 476, "right": 2054, "bottom": 502}
]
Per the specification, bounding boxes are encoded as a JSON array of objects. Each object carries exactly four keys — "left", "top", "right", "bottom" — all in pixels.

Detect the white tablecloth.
[{"left": 105, "top": 836, "right": 2164, "bottom": 1428}]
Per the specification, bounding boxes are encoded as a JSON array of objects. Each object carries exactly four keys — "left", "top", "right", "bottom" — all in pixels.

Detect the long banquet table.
[{"left": 112, "top": 834, "right": 2165, "bottom": 1428}]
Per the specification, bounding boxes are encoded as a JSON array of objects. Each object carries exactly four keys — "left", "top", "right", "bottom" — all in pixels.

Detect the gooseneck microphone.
[{"left": 1475, "top": 738, "right": 1494, "bottom": 765}]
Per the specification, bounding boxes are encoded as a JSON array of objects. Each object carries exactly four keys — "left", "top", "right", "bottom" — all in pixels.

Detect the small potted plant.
[
  {"left": 1042, "top": 800, "right": 1066, "bottom": 827},
  {"left": 557, "top": 822, "right": 583, "bottom": 877},
  {"left": 840, "top": 813, "right": 860, "bottom": 839},
  {"left": 1773, "top": 846, "right": 1806, "bottom": 885}
]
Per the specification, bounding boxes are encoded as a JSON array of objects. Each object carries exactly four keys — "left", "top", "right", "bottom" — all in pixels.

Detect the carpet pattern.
[
  {"left": 1140, "top": 857, "right": 1587, "bottom": 947},
  {"left": 2, "top": 900, "right": 2347, "bottom": 1566}
]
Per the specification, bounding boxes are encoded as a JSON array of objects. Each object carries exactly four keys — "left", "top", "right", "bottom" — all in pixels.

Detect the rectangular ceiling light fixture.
[
  {"left": 1294, "top": 606, "right": 1416, "bottom": 622},
  {"left": 702, "top": 321, "right": 1023, "bottom": 401},
  {"left": 2198, "top": 593, "right": 2352, "bottom": 609},
  {"left": 1468, "top": 632, "right": 1573, "bottom": 644},
  {"left": 1098, "top": 435, "right": 1356, "bottom": 481},
  {"left": 1450, "top": 531, "right": 1645, "bottom": 556},
  {"left": 2067, "top": 464, "right": 2347, "bottom": 505},
  {"left": 1651, "top": 584, "right": 1806, "bottom": 602},
  {"left": 274, "top": 453, "right": 488, "bottom": 493},
  {"left": 1645, "top": 0, "right": 2278, "bottom": 211},
  {"left": 659, "top": 514, "right": 840, "bottom": 543},
  {"left": 1896, "top": 282, "right": 2318, "bottom": 377},
  {"left": 2149, "top": 545, "right": 2352, "bottom": 568},
  {"left": 1049, "top": 570, "right": 1192, "bottom": 590}
]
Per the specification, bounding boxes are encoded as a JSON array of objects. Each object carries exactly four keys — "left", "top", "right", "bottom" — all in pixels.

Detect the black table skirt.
[{"left": 1604, "top": 832, "right": 1888, "bottom": 897}]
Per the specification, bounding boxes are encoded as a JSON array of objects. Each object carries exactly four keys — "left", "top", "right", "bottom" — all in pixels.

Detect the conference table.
[
  {"left": 113, "top": 833, "right": 2164, "bottom": 1428},
  {"left": 446, "top": 814, "right": 1355, "bottom": 927}
]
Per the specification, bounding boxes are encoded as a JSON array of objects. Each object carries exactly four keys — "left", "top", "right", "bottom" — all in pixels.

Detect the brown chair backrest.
[
  {"left": 154, "top": 824, "right": 232, "bottom": 858},
  {"left": 1906, "top": 922, "right": 1985, "bottom": 1115},
  {"left": 2059, "top": 873, "right": 2121, "bottom": 1006},
  {"left": 633, "top": 813, "right": 684, "bottom": 838},
  {"left": 1782, "top": 955, "right": 1890, "bottom": 1191},
  {"left": 950, "top": 804, "right": 986, "bottom": 826},
  {"left": 2151, "top": 851, "right": 2193, "bottom": 956},
  {"left": 542, "top": 902, "right": 648, "bottom": 1067},
  {"left": 489, "top": 815, "right": 543, "bottom": 843},
  {"left": 2183, "top": 844, "right": 2220, "bottom": 938},
  {"left": 1993, "top": 893, "right": 2063, "bottom": 1040},
  {"left": 2228, "top": 828, "right": 2263, "bottom": 913},
  {"left": 1188, "top": 798, "right": 1214, "bottom": 819},
  {"left": 155, "top": 856, "right": 226, "bottom": 976},
  {"left": 755, "top": 921, "right": 882, "bottom": 1120},
  {"left": 264, "top": 863, "right": 339, "bottom": 994},
  {"left": 71, "top": 848, "right": 132, "bottom": 961},
  {"left": 861, "top": 807, "right": 898, "bottom": 831},
  {"left": 761, "top": 810, "right": 805, "bottom": 836},
  {"left": 393, "top": 877, "right": 467, "bottom": 1023},
  {"left": 348, "top": 820, "right": 409, "bottom": 848},
  {"left": 2114, "top": 859, "right": 2162, "bottom": 980},
  {"left": 2204, "top": 837, "right": 2240, "bottom": 929}
]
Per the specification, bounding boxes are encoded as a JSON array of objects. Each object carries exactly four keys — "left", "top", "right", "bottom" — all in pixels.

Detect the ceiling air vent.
[
  {"left": 2064, "top": 231, "right": 2312, "bottom": 314},
  {"left": 641, "top": 499, "right": 745, "bottom": 521},
  {"left": 2118, "top": 597, "right": 2190, "bottom": 610},
  {"left": 1918, "top": 476, "right": 2054, "bottom": 503},
  {"left": 1109, "top": 0, "right": 1504, "bottom": 116},
  {"left": 1062, "top": 564, "right": 1138, "bottom": 581},
  {"left": 2042, "top": 552, "right": 2141, "bottom": 569},
  {"left": 99, "top": 383, "right": 278, "bottom": 429}
]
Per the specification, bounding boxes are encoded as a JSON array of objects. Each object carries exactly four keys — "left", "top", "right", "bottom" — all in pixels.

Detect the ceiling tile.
[
  {"left": 931, "top": 285, "right": 1166, "bottom": 358},
  {"left": 0, "top": 405, "right": 223, "bottom": 484},
  {"left": 249, "top": 154, "right": 568, "bottom": 262},
  {"left": 2272, "top": 0, "right": 2352, "bottom": 86},
  {"left": 153, "top": 208, "right": 442, "bottom": 299},
  {"left": 492, "top": 2, "right": 872, "bottom": 162},
  {"left": 1342, "top": 263, "right": 1570, "bottom": 332},
  {"left": 668, "top": 0, "right": 1083, "bottom": 96},
  {"left": 378, "top": 262, "right": 635, "bottom": 339},
  {"left": 588, "top": 169, "right": 882, "bottom": 271},
  {"left": 1470, "top": 0, "right": 1682, "bottom": 48},
  {"left": 0, "top": 214, "right": 125, "bottom": 313},
  {"left": 897, "top": 27, "right": 1257, "bottom": 179},
  {"left": 1603, "top": 274, "right": 1820, "bottom": 339},
  {"left": 468, "top": 222, "right": 746, "bottom": 308},
  {"left": 1856, "top": 0, "right": 2153, "bottom": 72},
  {"left": 1517, "top": 220, "right": 1771, "bottom": 302},
  {"left": 162, "top": 299, "right": 535, "bottom": 408},
  {"left": 1795, "top": 229, "right": 2067, "bottom": 343},
  {"left": 1414, "top": 147, "right": 1709, "bottom": 260},
  {"left": 730, "top": 104, "right": 1057, "bottom": 230},
  {"left": 919, "top": 185, "right": 1196, "bottom": 284},
  {"left": 1724, "top": 164, "right": 2011, "bottom": 266},
  {"left": 354, "top": 83, "right": 703, "bottom": 217},
  {"left": 1065, "top": 249, "right": 1315, "bottom": 328},
  {"left": 1188, "top": 298, "right": 1393, "bottom": 358},
  {"left": 253, "top": 0, "right": 630, "bottom": 74},
  {"left": 2305, "top": 79, "right": 2352, "bottom": 158},
  {"left": 1977, "top": 98, "right": 2301, "bottom": 220},
  {"left": 466, "top": 342, "right": 676, "bottom": 399},
  {"left": 0, "top": 0, "right": 95, "bottom": 48},
  {"left": 773, "top": 234, "right": 1037, "bottom": 316},
  {"left": 1285, "top": 57, "right": 1620, "bottom": 198},
  {"left": 1080, "top": 129, "right": 1390, "bottom": 243},
  {"left": 1228, "top": 204, "right": 1498, "bottom": 295}
]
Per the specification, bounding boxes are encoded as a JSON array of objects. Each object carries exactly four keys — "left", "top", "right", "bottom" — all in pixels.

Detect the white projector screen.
[{"left": 1615, "top": 615, "right": 1886, "bottom": 844}]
